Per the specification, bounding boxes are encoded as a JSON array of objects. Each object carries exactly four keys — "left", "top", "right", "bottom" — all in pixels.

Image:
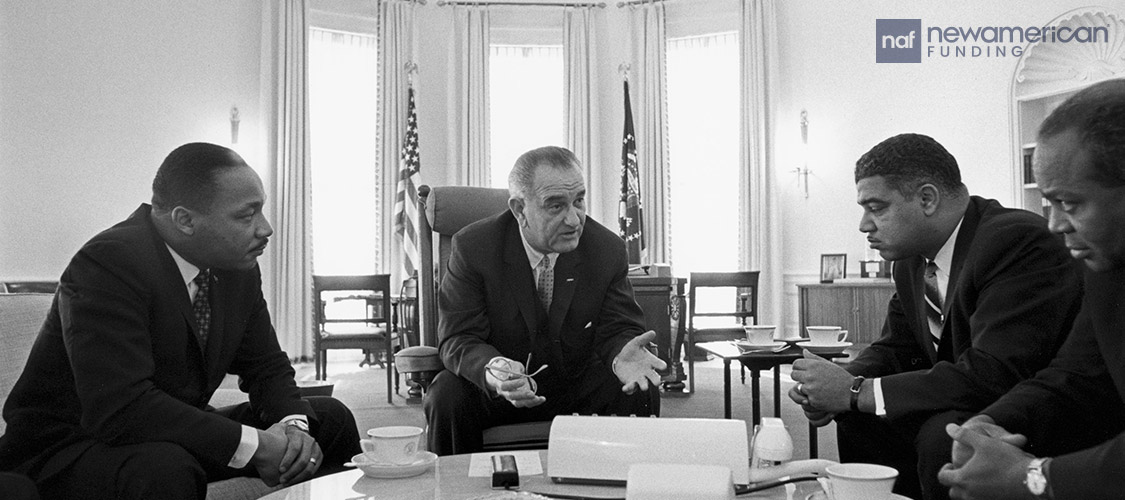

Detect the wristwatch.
[
  {"left": 285, "top": 419, "right": 310, "bottom": 433},
  {"left": 849, "top": 376, "right": 865, "bottom": 412},
  {"left": 1025, "top": 457, "right": 1050, "bottom": 498}
]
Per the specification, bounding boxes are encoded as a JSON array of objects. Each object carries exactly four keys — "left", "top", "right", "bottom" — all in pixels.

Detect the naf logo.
[{"left": 876, "top": 19, "right": 922, "bottom": 63}]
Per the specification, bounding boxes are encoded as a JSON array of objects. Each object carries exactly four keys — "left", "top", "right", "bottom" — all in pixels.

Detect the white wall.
[
  {"left": 0, "top": 0, "right": 264, "bottom": 279},
  {"left": 0, "top": 0, "right": 1107, "bottom": 326},
  {"left": 771, "top": 0, "right": 1104, "bottom": 330}
]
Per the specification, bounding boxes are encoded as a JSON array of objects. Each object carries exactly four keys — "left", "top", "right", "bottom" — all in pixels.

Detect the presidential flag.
[
  {"left": 393, "top": 87, "right": 421, "bottom": 275},
  {"left": 619, "top": 80, "right": 645, "bottom": 264}
]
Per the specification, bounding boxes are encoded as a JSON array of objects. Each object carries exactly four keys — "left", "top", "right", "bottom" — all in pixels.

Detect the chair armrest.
[{"left": 393, "top": 346, "right": 443, "bottom": 374}]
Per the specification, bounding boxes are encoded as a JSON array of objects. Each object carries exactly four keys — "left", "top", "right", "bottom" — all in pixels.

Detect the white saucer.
[
  {"left": 778, "top": 337, "right": 810, "bottom": 344},
  {"left": 806, "top": 491, "right": 910, "bottom": 500},
  {"left": 803, "top": 341, "right": 853, "bottom": 354},
  {"left": 736, "top": 340, "right": 787, "bottom": 350},
  {"left": 352, "top": 451, "right": 437, "bottom": 479}
]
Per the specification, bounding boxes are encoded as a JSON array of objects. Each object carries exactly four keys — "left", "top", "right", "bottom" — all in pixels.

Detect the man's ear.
[
  {"left": 170, "top": 206, "right": 196, "bottom": 235},
  {"left": 917, "top": 183, "right": 941, "bottom": 216},
  {"left": 509, "top": 197, "right": 527, "bottom": 227}
]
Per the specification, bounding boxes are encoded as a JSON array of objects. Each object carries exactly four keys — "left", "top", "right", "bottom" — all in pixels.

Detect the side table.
[{"left": 696, "top": 341, "right": 848, "bottom": 458}]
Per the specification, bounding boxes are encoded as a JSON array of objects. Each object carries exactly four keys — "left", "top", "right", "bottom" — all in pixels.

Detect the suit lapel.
[
  {"left": 944, "top": 198, "right": 982, "bottom": 321},
  {"left": 936, "top": 198, "right": 983, "bottom": 360},
  {"left": 503, "top": 224, "right": 540, "bottom": 347},
  {"left": 548, "top": 250, "right": 581, "bottom": 340}
]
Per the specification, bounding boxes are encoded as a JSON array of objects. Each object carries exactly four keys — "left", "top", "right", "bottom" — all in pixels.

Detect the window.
[
  {"left": 667, "top": 31, "right": 741, "bottom": 318},
  {"left": 308, "top": 28, "right": 380, "bottom": 274},
  {"left": 488, "top": 44, "right": 565, "bottom": 188}
]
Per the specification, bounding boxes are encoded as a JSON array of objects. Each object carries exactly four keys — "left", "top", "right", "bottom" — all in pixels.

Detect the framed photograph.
[{"left": 820, "top": 253, "right": 847, "bottom": 283}]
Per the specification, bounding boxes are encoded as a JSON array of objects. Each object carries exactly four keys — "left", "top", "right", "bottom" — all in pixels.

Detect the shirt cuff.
[
  {"left": 873, "top": 377, "right": 887, "bottom": 416},
  {"left": 227, "top": 415, "right": 310, "bottom": 469},
  {"left": 228, "top": 425, "right": 258, "bottom": 468}
]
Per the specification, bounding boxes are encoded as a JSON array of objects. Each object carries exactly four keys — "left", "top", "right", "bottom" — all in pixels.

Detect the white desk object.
[
  {"left": 547, "top": 416, "right": 750, "bottom": 485},
  {"left": 626, "top": 464, "right": 735, "bottom": 500}
]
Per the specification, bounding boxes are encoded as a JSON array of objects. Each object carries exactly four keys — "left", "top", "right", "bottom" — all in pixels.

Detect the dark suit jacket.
[
  {"left": 437, "top": 211, "right": 646, "bottom": 396},
  {"left": 0, "top": 204, "right": 309, "bottom": 478},
  {"left": 846, "top": 196, "right": 1082, "bottom": 422},
  {"left": 983, "top": 266, "right": 1125, "bottom": 499}
]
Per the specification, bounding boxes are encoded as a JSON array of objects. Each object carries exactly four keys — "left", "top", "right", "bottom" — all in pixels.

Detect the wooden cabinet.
[
  {"left": 628, "top": 276, "right": 685, "bottom": 386},
  {"left": 798, "top": 281, "right": 896, "bottom": 345}
]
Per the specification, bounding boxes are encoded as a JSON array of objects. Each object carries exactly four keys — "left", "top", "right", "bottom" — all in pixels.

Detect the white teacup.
[
  {"left": 823, "top": 463, "right": 898, "bottom": 500},
  {"left": 806, "top": 326, "right": 848, "bottom": 345},
  {"left": 360, "top": 426, "right": 424, "bottom": 465},
  {"left": 744, "top": 325, "right": 777, "bottom": 344}
]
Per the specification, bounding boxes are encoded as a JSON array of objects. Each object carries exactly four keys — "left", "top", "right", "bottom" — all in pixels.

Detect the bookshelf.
[{"left": 1009, "top": 8, "right": 1125, "bottom": 216}]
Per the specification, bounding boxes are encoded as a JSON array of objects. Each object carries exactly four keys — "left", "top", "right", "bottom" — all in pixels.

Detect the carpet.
[{"left": 234, "top": 351, "right": 843, "bottom": 462}]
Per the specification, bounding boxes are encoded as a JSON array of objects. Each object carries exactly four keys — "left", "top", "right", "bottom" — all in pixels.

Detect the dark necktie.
[
  {"left": 192, "top": 270, "right": 212, "bottom": 347},
  {"left": 536, "top": 256, "right": 554, "bottom": 310},
  {"left": 923, "top": 260, "right": 944, "bottom": 350}
]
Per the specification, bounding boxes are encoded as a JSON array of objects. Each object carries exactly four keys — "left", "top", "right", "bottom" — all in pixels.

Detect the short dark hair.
[
  {"left": 508, "top": 146, "right": 582, "bottom": 199},
  {"left": 855, "top": 133, "right": 964, "bottom": 198},
  {"left": 1038, "top": 78, "right": 1125, "bottom": 188},
  {"left": 152, "top": 143, "right": 249, "bottom": 212}
]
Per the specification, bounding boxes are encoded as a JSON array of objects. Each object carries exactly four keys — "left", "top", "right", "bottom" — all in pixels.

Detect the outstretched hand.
[{"left": 613, "top": 331, "right": 667, "bottom": 394}]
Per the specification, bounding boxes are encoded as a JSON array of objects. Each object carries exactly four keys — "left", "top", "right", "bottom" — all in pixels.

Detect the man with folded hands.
[
  {"left": 423, "top": 146, "right": 666, "bottom": 455},
  {"left": 938, "top": 79, "right": 1125, "bottom": 500},
  {"left": 788, "top": 133, "right": 1082, "bottom": 500},
  {"left": 0, "top": 143, "right": 361, "bottom": 500}
]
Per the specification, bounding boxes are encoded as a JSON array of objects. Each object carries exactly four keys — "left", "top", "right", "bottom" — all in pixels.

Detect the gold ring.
[
  {"left": 309, "top": 457, "right": 317, "bottom": 464},
  {"left": 797, "top": 382, "right": 804, "bottom": 394}
]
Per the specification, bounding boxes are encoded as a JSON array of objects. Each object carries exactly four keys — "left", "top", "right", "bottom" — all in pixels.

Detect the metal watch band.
[
  {"left": 1026, "top": 457, "right": 1049, "bottom": 498},
  {"left": 285, "top": 419, "right": 310, "bottom": 433}
]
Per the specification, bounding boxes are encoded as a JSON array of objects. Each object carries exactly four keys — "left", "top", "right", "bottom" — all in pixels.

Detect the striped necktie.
[
  {"left": 192, "top": 269, "right": 212, "bottom": 347},
  {"left": 536, "top": 256, "right": 554, "bottom": 310},
  {"left": 923, "top": 260, "right": 944, "bottom": 350}
]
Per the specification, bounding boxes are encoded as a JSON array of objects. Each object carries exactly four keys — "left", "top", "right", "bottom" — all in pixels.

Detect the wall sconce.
[
  {"left": 793, "top": 109, "right": 811, "bottom": 198},
  {"left": 230, "top": 105, "right": 240, "bottom": 144}
]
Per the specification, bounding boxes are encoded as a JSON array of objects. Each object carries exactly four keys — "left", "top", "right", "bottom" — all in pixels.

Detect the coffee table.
[
  {"left": 696, "top": 341, "right": 849, "bottom": 458},
  {"left": 259, "top": 450, "right": 821, "bottom": 499}
]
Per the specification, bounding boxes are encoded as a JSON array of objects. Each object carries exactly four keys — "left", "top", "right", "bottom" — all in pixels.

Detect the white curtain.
[
  {"left": 448, "top": 6, "right": 491, "bottom": 187},
  {"left": 740, "top": 0, "right": 782, "bottom": 324},
  {"left": 564, "top": 7, "right": 598, "bottom": 212},
  {"left": 629, "top": 2, "right": 670, "bottom": 264},
  {"left": 265, "top": 0, "right": 312, "bottom": 359},
  {"left": 379, "top": 0, "right": 416, "bottom": 287}
]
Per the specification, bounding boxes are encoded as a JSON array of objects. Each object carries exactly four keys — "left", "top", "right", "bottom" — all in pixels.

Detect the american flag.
[
  {"left": 393, "top": 87, "right": 421, "bottom": 275},
  {"left": 619, "top": 80, "right": 645, "bottom": 264}
]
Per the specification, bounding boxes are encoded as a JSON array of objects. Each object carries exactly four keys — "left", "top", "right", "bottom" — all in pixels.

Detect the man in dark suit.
[
  {"left": 423, "top": 146, "right": 666, "bottom": 456},
  {"left": 938, "top": 79, "right": 1125, "bottom": 499},
  {"left": 0, "top": 143, "right": 361, "bottom": 500},
  {"left": 788, "top": 134, "right": 1082, "bottom": 500}
]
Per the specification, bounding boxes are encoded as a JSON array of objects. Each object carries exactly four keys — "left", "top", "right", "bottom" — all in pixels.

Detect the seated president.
[
  {"left": 938, "top": 79, "right": 1125, "bottom": 500},
  {"left": 789, "top": 134, "right": 1083, "bottom": 500},
  {"left": 423, "top": 146, "right": 666, "bottom": 456},
  {"left": 0, "top": 143, "right": 361, "bottom": 500}
]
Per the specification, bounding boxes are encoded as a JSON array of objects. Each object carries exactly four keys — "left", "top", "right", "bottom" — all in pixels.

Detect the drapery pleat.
[
  {"left": 379, "top": 0, "right": 416, "bottom": 288},
  {"left": 739, "top": 0, "right": 782, "bottom": 324},
  {"left": 267, "top": 0, "right": 313, "bottom": 359},
  {"left": 630, "top": 3, "right": 669, "bottom": 264},
  {"left": 448, "top": 6, "right": 491, "bottom": 187},
  {"left": 563, "top": 7, "right": 598, "bottom": 214}
]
